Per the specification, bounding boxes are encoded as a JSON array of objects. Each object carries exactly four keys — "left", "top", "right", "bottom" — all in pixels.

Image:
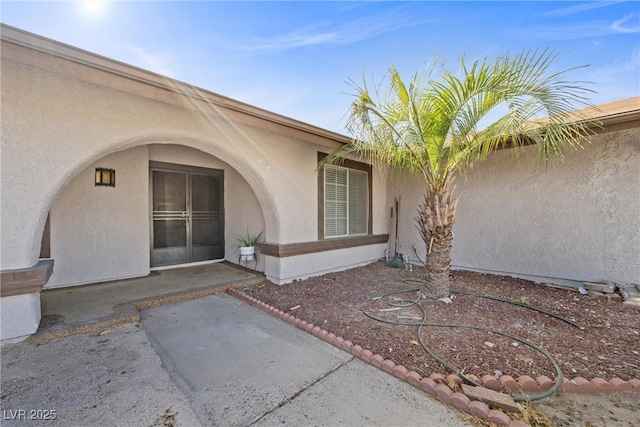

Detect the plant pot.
[{"left": 239, "top": 246, "right": 255, "bottom": 261}]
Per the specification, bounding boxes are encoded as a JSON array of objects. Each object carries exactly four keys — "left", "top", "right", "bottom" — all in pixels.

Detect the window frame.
[{"left": 317, "top": 152, "right": 373, "bottom": 240}]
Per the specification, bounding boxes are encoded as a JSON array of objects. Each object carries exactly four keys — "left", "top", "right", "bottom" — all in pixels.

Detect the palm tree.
[{"left": 321, "top": 49, "right": 595, "bottom": 298}]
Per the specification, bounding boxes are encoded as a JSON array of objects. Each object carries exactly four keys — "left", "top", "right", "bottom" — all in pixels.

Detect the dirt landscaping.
[{"left": 242, "top": 261, "right": 640, "bottom": 426}]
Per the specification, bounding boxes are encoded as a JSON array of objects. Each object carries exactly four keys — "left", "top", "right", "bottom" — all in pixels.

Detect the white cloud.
[
  {"left": 536, "top": 1, "right": 624, "bottom": 18},
  {"left": 230, "top": 8, "right": 427, "bottom": 54},
  {"left": 611, "top": 14, "right": 640, "bottom": 33},
  {"left": 513, "top": 14, "right": 639, "bottom": 40}
]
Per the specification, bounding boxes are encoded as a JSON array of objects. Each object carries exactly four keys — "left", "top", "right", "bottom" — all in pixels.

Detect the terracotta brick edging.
[{"left": 227, "top": 289, "right": 640, "bottom": 426}]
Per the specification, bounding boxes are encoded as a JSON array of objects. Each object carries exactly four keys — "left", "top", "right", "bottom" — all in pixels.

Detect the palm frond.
[{"left": 325, "top": 48, "right": 595, "bottom": 190}]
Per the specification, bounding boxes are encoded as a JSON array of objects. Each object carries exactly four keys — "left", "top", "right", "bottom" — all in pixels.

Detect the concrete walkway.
[
  {"left": 141, "top": 293, "right": 469, "bottom": 426},
  {"left": 34, "top": 262, "right": 260, "bottom": 341}
]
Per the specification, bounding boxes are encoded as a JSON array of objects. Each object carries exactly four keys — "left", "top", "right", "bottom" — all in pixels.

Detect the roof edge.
[
  {"left": 2, "top": 24, "right": 637, "bottom": 145},
  {"left": 573, "top": 97, "right": 640, "bottom": 130},
  {"left": 0, "top": 23, "right": 352, "bottom": 146}
]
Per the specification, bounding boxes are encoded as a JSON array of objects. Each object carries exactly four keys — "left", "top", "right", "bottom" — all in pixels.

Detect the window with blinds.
[{"left": 324, "top": 165, "right": 368, "bottom": 237}]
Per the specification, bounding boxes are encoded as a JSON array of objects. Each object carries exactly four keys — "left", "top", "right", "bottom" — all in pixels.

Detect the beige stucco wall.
[
  {"left": 265, "top": 164, "right": 390, "bottom": 284},
  {"left": 0, "top": 28, "right": 388, "bottom": 287},
  {"left": 266, "top": 244, "right": 387, "bottom": 285},
  {"left": 0, "top": 293, "right": 40, "bottom": 341},
  {"left": 0, "top": 49, "right": 279, "bottom": 271},
  {"left": 46, "top": 147, "right": 150, "bottom": 287},
  {"left": 389, "top": 129, "right": 640, "bottom": 286}
]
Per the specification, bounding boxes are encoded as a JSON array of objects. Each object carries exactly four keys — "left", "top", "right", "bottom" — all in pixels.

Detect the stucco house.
[
  {"left": 0, "top": 24, "right": 390, "bottom": 340},
  {"left": 1, "top": 24, "right": 638, "bottom": 341}
]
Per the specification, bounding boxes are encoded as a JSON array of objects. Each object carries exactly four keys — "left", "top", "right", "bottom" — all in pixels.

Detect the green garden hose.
[{"left": 361, "top": 285, "right": 582, "bottom": 401}]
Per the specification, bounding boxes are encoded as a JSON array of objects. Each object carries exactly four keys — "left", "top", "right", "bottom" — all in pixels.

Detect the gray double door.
[{"left": 150, "top": 164, "right": 224, "bottom": 267}]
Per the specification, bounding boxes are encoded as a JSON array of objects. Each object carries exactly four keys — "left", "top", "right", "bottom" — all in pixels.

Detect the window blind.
[{"left": 324, "top": 165, "right": 367, "bottom": 237}]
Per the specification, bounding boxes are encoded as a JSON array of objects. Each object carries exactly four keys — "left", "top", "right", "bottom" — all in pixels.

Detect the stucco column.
[{"left": 0, "top": 260, "right": 54, "bottom": 341}]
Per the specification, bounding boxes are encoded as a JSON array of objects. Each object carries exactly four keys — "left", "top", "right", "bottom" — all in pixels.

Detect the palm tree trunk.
[
  {"left": 423, "top": 230, "right": 454, "bottom": 298},
  {"left": 416, "top": 174, "right": 459, "bottom": 298}
]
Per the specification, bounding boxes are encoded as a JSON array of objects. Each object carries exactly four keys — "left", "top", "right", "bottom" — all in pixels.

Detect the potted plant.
[{"left": 235, "top": 230, "right": 263, "bottom": 261}]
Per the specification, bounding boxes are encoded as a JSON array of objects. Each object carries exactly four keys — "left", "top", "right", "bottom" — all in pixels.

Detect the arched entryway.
[{"left": 42, "top": 142, "right": 268, "bottom": 288}]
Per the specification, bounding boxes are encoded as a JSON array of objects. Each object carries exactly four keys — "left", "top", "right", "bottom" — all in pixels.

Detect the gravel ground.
[
  {"left": 244, "top": 261, "right": 639, "bottom": 382},
  {"left": 243, "top": 261, "right": 640, "bottom": 426}
]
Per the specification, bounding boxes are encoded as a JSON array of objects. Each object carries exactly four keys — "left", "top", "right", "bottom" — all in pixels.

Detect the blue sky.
[{"left": 2, "top": 1, "right": 638, "bottom": 134}]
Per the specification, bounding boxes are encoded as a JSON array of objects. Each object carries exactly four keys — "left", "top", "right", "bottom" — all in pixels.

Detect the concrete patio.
[{"left": 32, "top": 262, "right": 262, "bottom": 343}]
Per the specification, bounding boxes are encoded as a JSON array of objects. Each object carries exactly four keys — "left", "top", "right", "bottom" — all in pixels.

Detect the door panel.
[
  {"left": 151, "top": 170, "right": 189, "bottom": 266},
  {"left": 151, "top": 219, "right": 189, "bottom": 265},
  {"left": 153, "top": 219, "right": 188, "bottom": 249},
  {"left": 153, "top": 170, "right": 187, "bottom": 212},
  {"left": 190, "top": 173, "right": 223, "bottom": 261},
  {"left": 151, "top": 167, "right": 224, "bottom": 267}
]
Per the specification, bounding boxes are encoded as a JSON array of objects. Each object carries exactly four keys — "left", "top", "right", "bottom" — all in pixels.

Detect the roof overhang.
[
  {"left": 2, "top": 24, "right": 637, "bottom": 150},
  {"left": 568, "top": 97, "right": 640, "bottom": 134},
  {"left": 0, "top": 24, "right": 351, "bottom": 149}
]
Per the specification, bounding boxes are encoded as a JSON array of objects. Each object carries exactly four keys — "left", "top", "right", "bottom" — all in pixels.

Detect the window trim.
[{"left": 317, "top": 152, "right": 373, "bottom": 240}]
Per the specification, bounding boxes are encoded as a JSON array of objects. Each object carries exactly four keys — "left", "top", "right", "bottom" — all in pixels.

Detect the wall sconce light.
[{"left": 95, "top": 168, "right": 116, "bottom": 187}]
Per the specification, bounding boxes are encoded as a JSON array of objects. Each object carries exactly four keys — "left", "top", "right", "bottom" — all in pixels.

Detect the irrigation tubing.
[
  {"left": 401, "top": 278, "right": 584, "bottom": 330},
  {"left": 361, "top": 285, "right": 583, "bottom": 402}
]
